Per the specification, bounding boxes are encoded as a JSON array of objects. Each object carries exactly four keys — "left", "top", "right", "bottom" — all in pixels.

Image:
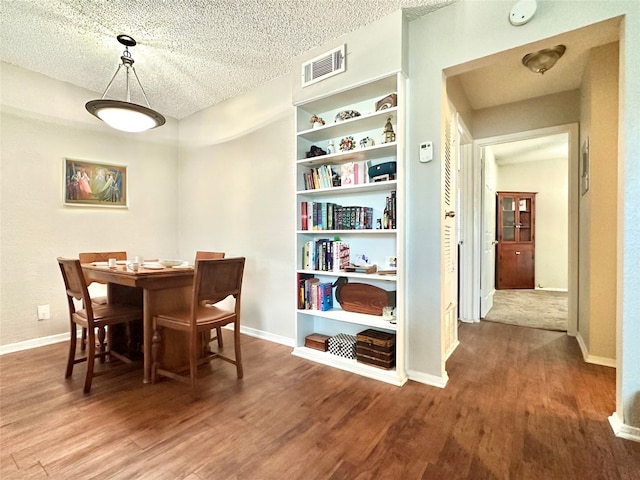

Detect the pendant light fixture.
[
  {"left": 522, "top": 45, "right": 566, "bottom": 74},
  {"left": 85, "top": 35, "right": 165, "bottom": 132}
]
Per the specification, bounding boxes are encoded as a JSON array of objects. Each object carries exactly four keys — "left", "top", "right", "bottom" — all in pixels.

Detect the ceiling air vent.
[{"left": 302, "top": 44, "right": 345, "bottom": 87}]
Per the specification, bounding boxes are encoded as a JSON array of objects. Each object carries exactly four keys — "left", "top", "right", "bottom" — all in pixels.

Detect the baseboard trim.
[
  {"left": 0, "top": 332, "right": 71, "bottom": 355},
  {"left": 609, "top": 412, "right": 640, "bottom": 443},
  {"left": 575, "top": 333, "right": 616, "bottom": 368},
  {"left": 1, "top": 326, "right": 295, "bottom": 356},
  {"left": 406, "top": 369, "right": 449, "bottom": 388},
  {"left": 224, "top": 324, "right": 295, "bottom": 348}
]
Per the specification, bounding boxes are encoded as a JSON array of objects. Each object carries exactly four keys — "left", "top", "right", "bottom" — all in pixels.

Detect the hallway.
[{"left": 483, "top": 289, "right": 568, "bottom": 331}]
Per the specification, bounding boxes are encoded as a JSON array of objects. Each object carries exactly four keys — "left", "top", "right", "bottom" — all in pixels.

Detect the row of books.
[
  {"left": 302, "top": 240, "right": 350, "bottom": 272},
  {"left": 302, "top": 161, "right": 369, "bottom": 190},
  {"left": 297, "top": 273, "right": 334, "bottom": 311},
  {"left": 301, "top": 201, "right": 374, "bottom": 231}
]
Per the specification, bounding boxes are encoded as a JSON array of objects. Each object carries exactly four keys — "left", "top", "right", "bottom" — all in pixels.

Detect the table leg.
[
  {"left": 143, "top": 289, "right": 153, "bottom": 383},
  {"left": 142, "top": 286, "right": 191, "bottom": 383}
]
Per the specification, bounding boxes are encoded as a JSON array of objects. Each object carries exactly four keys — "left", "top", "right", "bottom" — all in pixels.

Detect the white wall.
[
  {"left": 292, "top": 11, "right": 405, "bottom": 105},
  {"left": 408, "top": 0, "right": 640, "bottom": 429},
  {"left": 178, "top": 75, "right": 296, "bottom": 344},
  {"left": 495, "top": 156, "right": 569, "bottom": 290},
  {"left": 0, "top": 63, "right": 180, "bottom": 346}
]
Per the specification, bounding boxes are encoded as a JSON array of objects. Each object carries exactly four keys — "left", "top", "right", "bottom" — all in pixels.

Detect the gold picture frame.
[{"left": 63, "top": 158, "right": 128, "bottom": 208}]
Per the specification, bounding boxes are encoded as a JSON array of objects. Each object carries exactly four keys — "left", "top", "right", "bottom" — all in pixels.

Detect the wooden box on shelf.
[
  {"left": 305, "top": 333, "right": 331, "bottom": 351},
  {"left": 356, "top": 329, "right": 396, "bottom": 369},
  {"left": 328, "top": 333, "right": 357, "bottom": 359}
]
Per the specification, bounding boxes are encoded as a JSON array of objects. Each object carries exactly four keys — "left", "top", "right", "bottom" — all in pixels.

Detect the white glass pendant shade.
[{"left": 86, "top": 100, "right": 165, "bottom": 132}]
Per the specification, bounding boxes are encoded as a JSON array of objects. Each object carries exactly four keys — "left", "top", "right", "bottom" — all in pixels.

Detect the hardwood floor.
[{"left": 1, "top": 322, "right": 638, "bottom": 479}]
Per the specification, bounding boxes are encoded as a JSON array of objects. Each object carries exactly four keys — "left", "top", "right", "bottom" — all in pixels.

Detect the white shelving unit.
[{"left": 293, "top": 73, "right": 406, "bottom": 386}]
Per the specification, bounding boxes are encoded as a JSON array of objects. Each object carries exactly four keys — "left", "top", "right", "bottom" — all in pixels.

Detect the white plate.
[
  {"left": 142, "top": 263, "right": 164, "bottom": 270},
  {"left": 116, "top": 260, "right": 127, "bottom": 265},
  {"left": 172, "top": 265, "right": 193, "bottom": 270},
  {"left": 91, "top": 261, "right": 108, "bottom": 266},
  {"left": 158, "top": 259, "right": 184, "bottom": 267}
]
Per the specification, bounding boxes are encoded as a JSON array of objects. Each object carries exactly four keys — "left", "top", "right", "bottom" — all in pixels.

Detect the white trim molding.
[
  {"left": 407, "top": 369, "right": 449, "bottom": 388},
  {"left": 227, "top": 324, "right": 296, "bottom": 348},
  {"left": 1, "top": 326, "right": 295, "bottom": 357},
  {"left": 609, "top": 412, "right": 640, "bottom": 443},
  {"left": 575, "top": 332, "right": 616, "bottom": 368},
  {"left": 0, "top": 332, "right": 71, "bottom": 355}
]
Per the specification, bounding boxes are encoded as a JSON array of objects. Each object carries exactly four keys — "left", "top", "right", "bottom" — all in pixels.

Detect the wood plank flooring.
[{"left": 1, "top": 322, "right": 638, "bottom": 479}]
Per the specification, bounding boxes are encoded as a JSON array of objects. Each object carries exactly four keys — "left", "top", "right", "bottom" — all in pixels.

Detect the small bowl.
[
  {"left": 334, "top": 110, "right": 361, "bottom": 122},
  {"left": 158, "top": 259, "right": 184, "bottom": 267}
]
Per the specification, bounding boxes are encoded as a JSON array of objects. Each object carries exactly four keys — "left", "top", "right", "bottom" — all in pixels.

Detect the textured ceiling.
[{"left": 0, "top": 0, "right": 455, "bottom": 119}]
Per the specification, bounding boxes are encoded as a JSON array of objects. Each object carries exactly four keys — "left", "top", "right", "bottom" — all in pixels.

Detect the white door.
[
  {"left": 480, "top": 147, "right": 497, "bottom": 317},
  {"left": 442, "top": 116, "right": 458, "bottom": 358}
]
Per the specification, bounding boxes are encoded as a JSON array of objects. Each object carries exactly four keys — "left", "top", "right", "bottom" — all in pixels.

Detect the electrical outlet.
[{"left": 37, "top": 304, "right": 50, "bottom": 321}]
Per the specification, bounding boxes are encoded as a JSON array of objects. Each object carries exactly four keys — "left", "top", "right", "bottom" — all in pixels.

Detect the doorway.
[{"left": 476, "top": 126, "right": 576, "bottom": 334}]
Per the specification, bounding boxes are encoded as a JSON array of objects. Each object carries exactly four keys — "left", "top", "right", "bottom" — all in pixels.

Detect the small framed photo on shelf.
[
  {"left": 384, "top": 256, "right": 397, "bottom": 269},
  {"left": 375, "top": 93, "right": 397, "bottom": 111}
]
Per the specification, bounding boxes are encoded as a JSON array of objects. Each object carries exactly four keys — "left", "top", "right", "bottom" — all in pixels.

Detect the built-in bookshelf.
[{"left": 292, "top": 73, "right": 406, "bottom": 386}]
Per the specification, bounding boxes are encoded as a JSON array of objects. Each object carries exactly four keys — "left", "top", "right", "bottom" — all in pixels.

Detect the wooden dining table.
[{"left": 81, "top": 262, "right": 195, "bottom": 383}]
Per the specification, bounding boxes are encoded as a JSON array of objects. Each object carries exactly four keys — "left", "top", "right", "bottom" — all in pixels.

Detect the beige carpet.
[{"left": 483, "top": 289, "right": 568, "bottom": 331}]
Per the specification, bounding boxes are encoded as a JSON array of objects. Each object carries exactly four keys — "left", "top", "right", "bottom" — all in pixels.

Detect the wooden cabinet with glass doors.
[{"left": 496, "top": 192, "right": 536, "bottom": 289}]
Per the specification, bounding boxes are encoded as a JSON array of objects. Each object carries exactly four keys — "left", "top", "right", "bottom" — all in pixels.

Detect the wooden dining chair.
[
  {"left": 151, "top": 257, "right": 245, "bottom": 397},
  {"left": 195, "top": 251, "right": 226, "bottom": 347},
  {"left": 58, "top": 257, "right": 142, "bottom": 393},
  {"left": 78, "top": 251, "right": 127, "bottom": 352}
]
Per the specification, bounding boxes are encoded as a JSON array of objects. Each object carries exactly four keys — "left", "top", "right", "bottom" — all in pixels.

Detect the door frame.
[
  {"left": 457, "top": 116, "right": 474, "bottom": 323},
  {"left": 466, "top": 123, "right": 578, "bottom": 335}
]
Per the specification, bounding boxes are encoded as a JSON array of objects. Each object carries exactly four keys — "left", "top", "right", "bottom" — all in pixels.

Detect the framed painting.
[{"left": 63, "top": 158, "right": 128, "bottom": 208}]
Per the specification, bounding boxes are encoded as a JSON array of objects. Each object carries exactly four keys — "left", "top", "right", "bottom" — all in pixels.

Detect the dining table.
[{"left": 81, "top": 261, "right": 196, "bottom": 383}]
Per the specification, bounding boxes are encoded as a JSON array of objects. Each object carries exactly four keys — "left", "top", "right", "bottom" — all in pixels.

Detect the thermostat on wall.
[{"left": 419, "top": 141, "right": 433, "bottom": 163}]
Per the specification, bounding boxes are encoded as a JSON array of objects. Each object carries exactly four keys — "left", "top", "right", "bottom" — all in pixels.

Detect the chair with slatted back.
[
  {"left": 78, "top": 251, "right": 127, "bottom": 352},
  {"left": 58, "top": 257, "right": 143, "bottom": 393},
  {"left": 151, "top": 257, "right": 245, "bottom": 397},
  {"left": 195, "top": 251, "right": 226, "bottom": 347}
]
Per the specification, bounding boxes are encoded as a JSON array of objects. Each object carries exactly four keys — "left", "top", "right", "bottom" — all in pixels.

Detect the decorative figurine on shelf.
[
  {"left": 310, "top": 114, "right": 325, "bottom": 128},
  {"left": 305, "top": 145, "right": 327, "bottom": 158},
  {"left": 327, "top": 139, "right": 335, "bottom": 154},
  {"left": 340, "top": 136, "right": 356, "bottom": 152},
  {"left": 382, "top": 117, "right": 396, "bottom": 144},
  {"left": 359, "top": 137, "right": 375, "bottom": 149},
  {"left": 333, "top": 276, "right": 396, "bottom": 316}
]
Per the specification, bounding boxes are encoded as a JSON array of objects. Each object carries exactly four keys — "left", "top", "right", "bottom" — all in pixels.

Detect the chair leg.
[
  {"left": 151, "top": 326, "right": 161, "bottom": 384},
  {"left": 98, "top": 326, "right": 106, "bottom": 363},
  {"left": 66, "top": 323, "right": 77, "bottom": 378},
  {"left": 189, "top": 332, "right": 199, "bottom": 397},
  {"left": 83, "top": 328, "right": 96, "bottom": 394},
  {"left": 81, "top": 327, "right": 87, "bottom": 352},
  {"left": 234, "top": 321, "right": 243, "bottom": 379},
  {"left": 216, "top": 327, "right": 224, "bottom": 347}
]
